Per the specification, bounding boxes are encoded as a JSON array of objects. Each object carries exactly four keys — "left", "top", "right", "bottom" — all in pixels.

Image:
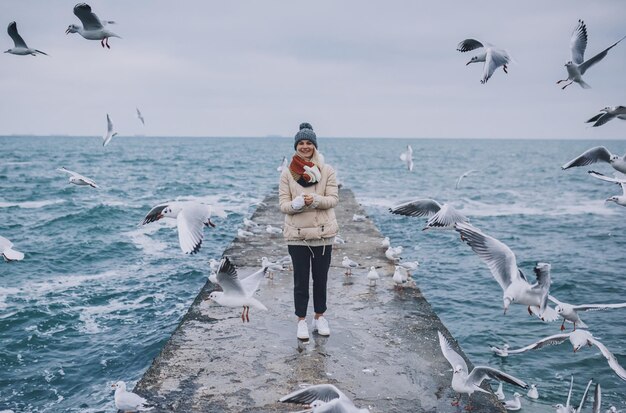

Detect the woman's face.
[{"left": 296, "top": 140, "right": 315, "bottom": 159}]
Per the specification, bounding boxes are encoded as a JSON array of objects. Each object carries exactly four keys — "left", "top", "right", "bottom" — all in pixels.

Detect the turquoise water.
[{"left": 1, "top": 136, "right": 624, "bottom": 411}]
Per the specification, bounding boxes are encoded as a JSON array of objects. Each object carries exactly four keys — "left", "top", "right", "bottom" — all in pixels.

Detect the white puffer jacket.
[{"left": 278, "top": 155, "right": 339, "bottom": 244}]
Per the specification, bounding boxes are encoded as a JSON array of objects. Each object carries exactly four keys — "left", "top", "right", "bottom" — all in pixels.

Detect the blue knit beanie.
[{"left": 293, "top": 122, "right": 318, "bottom": 150}]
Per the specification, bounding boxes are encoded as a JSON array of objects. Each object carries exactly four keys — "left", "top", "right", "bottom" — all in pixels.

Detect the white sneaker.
[
  {"left": 312, "top": 316, "right": 330, "bottom": 336},
  {"left": 297, "top": 320, "right": 309, "bottom": 340}
]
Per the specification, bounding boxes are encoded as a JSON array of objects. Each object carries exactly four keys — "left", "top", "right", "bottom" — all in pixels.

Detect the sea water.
[{"left": 1, "top": 136, "right": 624, "bottom": 412}]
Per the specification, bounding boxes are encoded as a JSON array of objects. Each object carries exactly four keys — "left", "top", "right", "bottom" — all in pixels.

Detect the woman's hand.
[{"left": 303, "top": 194, "right": 314, "bottom": 206}]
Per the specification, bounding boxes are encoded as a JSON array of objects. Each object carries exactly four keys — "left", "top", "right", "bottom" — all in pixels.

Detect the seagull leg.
[
  {"left": 561, "top": 81, "right": 573, "bottom": 90},
  {"left": 557, "top": 79, "right": 566, "bottom": 84},
  {"left": 245, "top": 306, "right": 250, "bottom": 322},
  {"left": 527, "top": 306, "right": 533, "bottom": 316},
  {"left": 573, "top": 322, "right": 576, "bottom": 331},
  {"left": 100, "top": 38, "right": 105, "bottom": 48},
  {"left": 105, "top": 38, "right": 111, "bottom": 49},
  {"left": 451, "top": 394, "right": 460, "bottom": 406},
  {"left": 241, "top": 307, "right": 246, "bottom": 322},
  {"left": 560, "top": 320, "right": 566, "bottom": 331},
  {"left": 503, "top": 65, "right": 508, "bottom": 74}
]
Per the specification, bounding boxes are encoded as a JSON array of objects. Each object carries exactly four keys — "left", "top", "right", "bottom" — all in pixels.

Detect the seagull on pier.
[
  {"left": 390, "top": 198, "right": 468, "bottom": 230},
  {"left": 588, "top": 171, "right": 626, "bottom": 207},
  {"left": 562, "top": 147, "right": 626, "bottom": 174},
  {"left": 66, "top": 3, "right": 120, "bottom": 49},
  {"left": 557, "top": 20, "right": 626, "bottom": 90},
  {"left": 112, "top": 381, "right": 153, "bottom": 412},
  {"left": 527, "top": 384, "right": 539, "bottom": 400},
  {"left": 495, "top": 382, "right": 505, "bottom": 401},
  {"left": 279, "top": 383, "right": 370, "bottom": 413},
  {"left": 242, "top": 218, "right": 258, "bottom": 229},
  {"left": 237, "top": 228, "right": 254, "bottom": 239},
  {"left": 455, "top": 222, "right": 552, "bottom": 318},
  {"left": 261, "top": 256, "right": 283, "bottom": 279},
  {"left": 206, "top": 257, "right": 268, "bottom": 322},
  {"left": 352, "top": 213, "right": 366, "bottom": 222},
  {"left": 266, "top": 225, "right": 282, "bottom": 235},
  {"left": 457, "top": 38, "right": 512, "bottom": 84},
  {"left": 142, "top": 201, "right": 216, "bottom": 254},
  {"left": 438, "top": 331, "right": 527, "bottom": 409},
  {"left": 367, "top": 266, "right": 380, "bottom": 286},
  {"left": 385, "top": 245, "right": 403, "bottom": 261},
  {"left": 393, "top": 265, "right": 408, "bottom": 288},
  {"left": 399, "top": 145, "right": 414, "bottom": 171},
  {"left": 586, "top": 106, "right": 626, "bottom": 127},
  {"left": 549, "top": 295, "right": 626, "bottom": 331},
  {"left": 4, "top": 22, "right": 47, "bottom": 56},
  {"left": 102, "top": 114, "right": 117, "bottom": 146},
  {"left": 0, "top": 235, "right": 24, "bottom": 262},
  {"left": 136, "top": 108, "right": 145, "bottom": 126},
  {"left": 57, "top": 167, "right": 99, "bottom": 188},
  {"left": 381, "top": 236, "right": 390, "bottom": 248},
  {"left": 490, "top": 329, "right": 626, "bottom": 381},
  {"left": 342, "top": 256, "right": 358, "bottom": 276}
]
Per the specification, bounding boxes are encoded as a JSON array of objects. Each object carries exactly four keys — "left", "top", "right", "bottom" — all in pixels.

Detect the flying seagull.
[
  {"left": 142, "top": 201, "right": 216, "bottom": 254},
  {"left": 457, "top": 39, "right": 512, "bottom": 84},
  {"left": 279, "top": 383, "right": 370, "bottom": 413},
  {"left": 438, "top": 331, "right": 527, "bottom": 409},
  {"left": 66, "top": 3, "right": 120, "bottom": 49},
  {"left": 557, "top": 20, "right": 626, "bottom": 90},
  {"left": 57, "top": 167, "right": 98, "bottom": 188},
  {"left": 490, "top": 329, "right": 626, "bottom": 381},
  {"left": 136, "top": 108, "right": 145, "bottom": 126},
  {"left": 4, "top": 22, "right": 47, "bottom": 56},
  {"left": 454, "top": 222, "right": 553, "bottom": 319},
  {"left": 456, "top": 170, "right": 479, "bottom": 189},
  {"left": 206, "top": 256, "right": 268, "bottom": 322},
  {"left": 399, "top": 145, "right": 413, "bottom": 171},
  {"left": 549, "top": 295, "right": 626, "bottom": 331},
  {"left": 562, "top": 146, "right": 626, "bottom": 174},
  {"left": 586, "top": 106, "right": 626, "bottom": 127},
  {"left": 102, "top": 114, "right": 117, "bottom": 146},
  {"left": 588, "top": 171, "right": 626, "bottom": 207},
  {"left": 390, "top": 198, "right": 468, "bottom": 230}
]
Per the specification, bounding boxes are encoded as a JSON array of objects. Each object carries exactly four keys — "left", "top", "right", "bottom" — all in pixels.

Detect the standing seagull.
[
  {"left": 399, "top": 145, "right": 413, "bottom": 171},
  {"left": 279, "top": 383, "right": 370, "bottom": 413},
  {"left": 136, "top": 108, "right": 145, "bottom": 126},
  {"left": 112, "top": 381, "right": 153, "bottom": 412},
  {"left": 4, "top": 22, "right": 47, "bottom": 56},
  {"left": 342, "top": 256, "right": 359, "bottom": 276},
  {"left": 562, "top": 147, "right": 626, "bottom": 174},
  {"left": 457, "top": 39, "right": 512, "bottom": 84},
  {"left": 586, "top": 106, "right": 626, "bottom": 127},
  {"left": 206, "top": 257, "right": 268, "bottom": 322},
  {"left": 66, "top": 3, "right": 120, "bottom": 49},
  {"left": 142, "top": 201, "right": 216, "bottom": 254},
  {"left": 557, "top": 20, "right": 626, "bottom": 90},
  {"left": 454, "top": 222, "right": 552, "bottom": 318},
  {"left": 588, "top": 171, "right": 626, "bottom": 207},
  {"left": 0, "top": 235, "right": 24, "bottom": 262},
  {"left": 57, "top": 167, "right": 99, "bottom": 188},
  {"left": 102, "top": 114, "right": 117, "bottom": 146},
  {"left": 438, "top": 331, "right": 527, "bottom": 408}
]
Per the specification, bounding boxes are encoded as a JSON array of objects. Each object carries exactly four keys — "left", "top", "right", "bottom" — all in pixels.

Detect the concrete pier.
[{"left": 134, "top": 188, "right": 506, "bottom": 412}]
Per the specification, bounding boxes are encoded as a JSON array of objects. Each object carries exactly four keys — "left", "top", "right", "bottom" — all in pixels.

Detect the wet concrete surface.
[{"left": 134, "top": 188, "right": 506, "bottom": 412}]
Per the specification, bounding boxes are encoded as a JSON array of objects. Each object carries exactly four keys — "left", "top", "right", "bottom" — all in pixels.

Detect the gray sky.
[{"left": 1, "top": 1, "right": 625, "bottom": 139}]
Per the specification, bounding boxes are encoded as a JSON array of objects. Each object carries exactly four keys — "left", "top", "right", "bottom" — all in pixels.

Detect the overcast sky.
[{"left": 1, "top": 1, "right": 625, "bottom": 139}]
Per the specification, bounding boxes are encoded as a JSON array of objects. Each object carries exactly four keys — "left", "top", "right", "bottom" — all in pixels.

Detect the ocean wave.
[{"left": 0, "top": 199, "right": 64, "bottom": 209}]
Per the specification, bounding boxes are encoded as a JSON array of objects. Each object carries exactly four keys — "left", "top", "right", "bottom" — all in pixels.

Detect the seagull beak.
[
  {"left": 156, "top": 213, "right": 164, "bottom": 220},
  {"left": 65, "top": 28, "right": 70, "bottom": 34},
  {"left": 466, "top": 61, "right": 472, "bottom": 66},
  {"left": 111, "top": 384, "right": 116, "bottom": 388}
]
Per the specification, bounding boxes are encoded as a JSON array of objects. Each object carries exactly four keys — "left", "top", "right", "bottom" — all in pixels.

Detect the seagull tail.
[{"left": 579, "top": 80, "right": 591, "bottom": 89}]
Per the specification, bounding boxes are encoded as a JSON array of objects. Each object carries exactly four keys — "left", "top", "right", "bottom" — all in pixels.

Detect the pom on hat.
[{"left": 294, "top": 122, "right": 318, "bottom": 150}]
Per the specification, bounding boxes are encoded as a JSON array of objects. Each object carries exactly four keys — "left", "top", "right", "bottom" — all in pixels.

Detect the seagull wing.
[
  {"left": 389, "top": 199, "right": 442, "bottom": 217},
  {"left": 576, "top": 379, "right": 593, "bottom": 413},
  {"left": 505, "top": 333, "right": 570, "bottom": 354},
  {"left": 579, "top": 35, "right": 626, "bottom": 75},
  {"left": 591, "top": 383, "right": 601, "bottom": 413},
  {"left": 7, "top": 22, "right": 27, "bottom": 48},
  {"left": 588, "top": 337, "right": 626, "bottom": 381},
  {"left": 0, "top": 236, "right": 13, "bottom": 250},
  {"left": 107, "top": 114, "right": 114, "bottom": 134},
  {"left": 57, "top": 166, "right": 79, "bottom": 177},
  {"left": 176, "top": 205, "right": 207, "bottom": 254},
  {"left": 438, "top": 331, "right": 468, "bottom": 374},
  {"left": 585, "top": 113, "right": 604, "bottom": 123},
  {"left": 588, "top": 170, "right": 626, "bottom": 185},
  {"left": 592, "top": 112, "right": 618, "bottom": 127},
  {"left": 142, "top": 203, "right": 169, "bottom": 225},
  {"left": 573, "top": 302, "right": 626, "bottom": 312},
  {"left": 614, "top": 106, "right": 626, "bottom": 115},
  {"left": 136, "top": 108, "right": 145, "bottom": 125},
  {"left": 279, "top": 383, "right": 345, "bottom": 404},
  {"left": 570, "top": 20, "right": 588, "bottom": 65},
  {"left": 566, "top": 375, "right": 574, "bottom": 408},
  {"left": 467, "top": 366, "right": 528, "bottom": 389},
  {"left": 454, "top": 222, "right": 518, "bottom": 290},
  {"left": 215, "top": 257, "right": 245, "bottom": 296},
  {"left": 457, "top": 38, "right": 484, "bottom": 52},
  {"left": 118, "top": 391, "right": 149, "bottom": 411},
  {"left": 73, "top": 3, "right": 104, "bottom": 30},
  {"left": 239, "top": 267, "right": 267, "bottom": 297},
  {"left": 425, "top": 204, "right": 469, "bottom": 230},
  {"left": 562, "top": 147, "right": 611, "bottom": 169}
]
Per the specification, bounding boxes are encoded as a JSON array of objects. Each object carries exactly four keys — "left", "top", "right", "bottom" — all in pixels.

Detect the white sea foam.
[{"left": 0, "top": 199, "right": 64, "bottom": 209}]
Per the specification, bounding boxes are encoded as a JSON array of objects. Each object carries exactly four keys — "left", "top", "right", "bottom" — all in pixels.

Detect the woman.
[{"left": 279, "top": 122, "right": 339, "bottom": 340}]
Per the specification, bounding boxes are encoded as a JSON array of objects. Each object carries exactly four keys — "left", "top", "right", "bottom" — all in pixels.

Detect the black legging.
[{"left": 288, "top": 244, "right": 333, "bottom": 318}]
